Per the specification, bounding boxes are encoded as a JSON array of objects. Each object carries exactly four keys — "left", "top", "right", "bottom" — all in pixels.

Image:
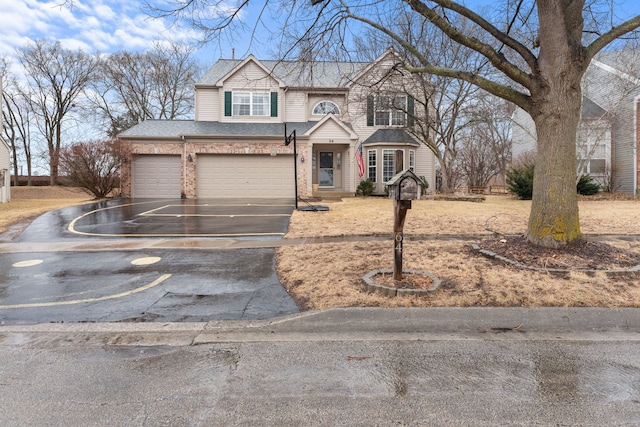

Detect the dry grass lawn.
[
  {"left": 0, "top": 186, "right": 93, "bottom": 235},
  {"left": 277, "top": 196, "right": 640, "bottom": 310}
]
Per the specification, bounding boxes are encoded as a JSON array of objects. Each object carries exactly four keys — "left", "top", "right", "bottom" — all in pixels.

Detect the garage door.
[
  {"left": 132, "top": 155, "right": 181, "bottom": 198},
  {"left": 196, "top": 154, "right": 295, "bottom": 198}
]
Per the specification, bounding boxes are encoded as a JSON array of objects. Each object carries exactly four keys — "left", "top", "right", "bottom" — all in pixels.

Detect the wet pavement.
[
  {"left": 2, "top": 308, "right": 640, "bottom": 426},
  {"left": 0, "top": 198, "right": 299, "bottom": 324},
  {"left": 14, "top": 198, "right": 295, "bottom": 240}
]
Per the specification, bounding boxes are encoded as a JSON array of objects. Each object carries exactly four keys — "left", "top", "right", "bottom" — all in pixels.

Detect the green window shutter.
[
  {"left": 366, "top": 95, "right": 374, "bottom": 126},
  {"left": 271, "top": 92, "right": 278, "bottom": 117},
  {"left": 407, "top": 96, "right": 415, "bottom": 127},
  {"left": 224, "top": 91, "right": 232, "bottom": 116}
]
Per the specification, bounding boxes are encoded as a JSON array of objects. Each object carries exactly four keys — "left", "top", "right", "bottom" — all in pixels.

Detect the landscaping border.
[{"left": 470, "top": 243, "right": 640, "bottom": 277}]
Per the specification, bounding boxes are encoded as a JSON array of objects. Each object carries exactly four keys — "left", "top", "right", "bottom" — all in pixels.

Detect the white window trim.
[
  {"left": 382, "top": 149, "right": 405, "bottom": 183},
  {"left": 312, "top": 101, "right": 340, "bottom": 115},
  {"left": 375, "top": 95, "right": 407, "bottom": 127},
  {"left": 367, "top": 149, "right": 377, "bottom": 183},
  {"left": 233, "top": 91, "right": 270, "bottom": 116}
]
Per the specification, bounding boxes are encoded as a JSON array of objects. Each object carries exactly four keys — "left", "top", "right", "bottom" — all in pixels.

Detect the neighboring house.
[
  {"left": 511, "top": 50, "right": 640, "bottom": 195},
  {"left": 118, "top": 49, "right": 436, "bottom": 199},
  {"left": 0, "top": 77, "right": 10, "bottom": 202},
  {"left": 0, "top": 136, "right": 10, "bottom": 203}
]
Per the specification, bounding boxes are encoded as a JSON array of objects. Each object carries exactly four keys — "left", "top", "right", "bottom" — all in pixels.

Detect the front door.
[{"left": 319, "top": 151, "right": 334, "bottom": 187}]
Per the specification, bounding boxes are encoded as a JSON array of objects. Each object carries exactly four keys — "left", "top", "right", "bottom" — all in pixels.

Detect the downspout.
[
  {"left": 181, "top": 135, "right": 187, "bottom": 199},
  {"left": 634, "top": 97, "right": 639, "bottom": 197}
]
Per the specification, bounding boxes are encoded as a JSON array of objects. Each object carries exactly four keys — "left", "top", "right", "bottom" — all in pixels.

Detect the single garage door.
[
  {"left": 132, "top": 155, "right": 181, "bottom": 198},
  {"left": 196, "top": 154, "right": 294, "bottom": 198}
]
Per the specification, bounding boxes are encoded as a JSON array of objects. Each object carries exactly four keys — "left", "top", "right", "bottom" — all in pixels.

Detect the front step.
[{"left": 312, "top": 190, "right": 354, "bottom": 201}]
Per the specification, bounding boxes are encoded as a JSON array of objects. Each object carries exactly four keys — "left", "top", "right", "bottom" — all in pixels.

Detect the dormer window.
[{"left": 313, "top": 101, "right": 340, "bottom": 115}]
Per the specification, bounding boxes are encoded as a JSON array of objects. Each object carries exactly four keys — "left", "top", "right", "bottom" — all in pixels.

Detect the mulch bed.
[{"left": 479, "top": 235, "right": 640, "bottom": 270}]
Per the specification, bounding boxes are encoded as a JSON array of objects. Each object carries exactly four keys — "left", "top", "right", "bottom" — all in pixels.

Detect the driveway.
[
  {"left": 14, "top": 198, "right": 296, "bottom": 241},
  {"left": 0, "top": 198, "right": 300, "bottom": 324}
]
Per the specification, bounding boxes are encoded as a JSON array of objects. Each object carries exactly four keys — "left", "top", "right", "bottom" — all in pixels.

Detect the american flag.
[{"left": 355, "top": 143, "right": 365, "bottom": 179}]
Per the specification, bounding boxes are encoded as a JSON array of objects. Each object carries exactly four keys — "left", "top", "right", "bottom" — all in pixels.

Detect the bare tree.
[
  {"left": 350, "top": 15, "right": 484, "bottom": 194},
  {"left": 1, "top": 59, "right": 35, "bottom": 185},
  {"left": 18, "top": 40, "right": 98, "bottom": 185},
  {"left": 148, "top": 0, "right": 640, "bottom": 248},
  {"left": 90, "top": 43, "right": 200, "bottom": 137},
  {"left": 458, "top": 93, "right": 513, "bottom": 188}
]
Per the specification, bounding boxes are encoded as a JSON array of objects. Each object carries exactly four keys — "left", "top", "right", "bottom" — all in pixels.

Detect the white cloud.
[{"left": 0, "top": 0, "right": 203, "bottom": 59}]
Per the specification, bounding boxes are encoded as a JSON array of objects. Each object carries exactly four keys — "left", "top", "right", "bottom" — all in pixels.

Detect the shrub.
[
  {"left": 418, "top": 176, "right": 429, "bottom": 196},
  {"left": 506, "top": 164, "right": 534, "bottom": 200},
  {"left": 356, "top": 179, "right": 375, "bottom": 196},
  {"left": 577, "top": 174, "right": 601, "bottom": 196},
  {"left": 59, "top": 139, "right": 129, "bottom": 198}
]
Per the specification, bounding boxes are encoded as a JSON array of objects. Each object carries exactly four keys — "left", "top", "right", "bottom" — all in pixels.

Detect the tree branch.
[{"left": 585, "top": 14, "right": 640, "bottom": 61}]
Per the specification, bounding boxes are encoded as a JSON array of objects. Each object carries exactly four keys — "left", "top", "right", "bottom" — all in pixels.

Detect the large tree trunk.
[
  {"left": 525, "top": 0, "right": 586, "bottom": 248},
  {"left": 527, "top": 95, "right": 582, "bottom": 247}
]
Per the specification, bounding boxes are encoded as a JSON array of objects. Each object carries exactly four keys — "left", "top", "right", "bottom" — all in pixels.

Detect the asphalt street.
[{"left": 1, "top": 308, "right": 640, "bottom": 426}]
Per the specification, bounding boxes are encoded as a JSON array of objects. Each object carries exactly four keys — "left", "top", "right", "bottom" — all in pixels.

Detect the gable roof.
[
  {"left": 197, "top": 57, "right": 369, "bottom": 89},
  {"left": 362, "top": 129, "right": 419, "bottom": 146},
  {"left": 303, "top": 114, "right": 357, "bottom": 139},
  {"left": 118, "top": 120, "right": 316, "bottom": 139}
]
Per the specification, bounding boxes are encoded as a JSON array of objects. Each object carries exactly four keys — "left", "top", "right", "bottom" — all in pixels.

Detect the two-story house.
[
  {"left": 511, "top": 49, "right": 640, "bottom": 195},
  {"left": 118, "top": 49, "right": 436, "bottom": 200}
]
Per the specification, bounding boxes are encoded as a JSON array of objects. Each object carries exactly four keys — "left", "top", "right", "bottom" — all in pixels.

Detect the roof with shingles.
[
  {"left": 362, "top": 128, "right": 420, "bottom": 145},
  {"left": 581, "top": 97, "right": 607, "bottom": 119},
  {"left": 119, "top": 120, "right": 317, "bottom": 138},
  {"left": 196, "top": 58, "right": 370, "bottom": 88}
]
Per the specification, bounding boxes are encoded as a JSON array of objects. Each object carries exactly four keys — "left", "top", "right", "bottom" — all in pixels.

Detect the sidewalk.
[{"left": 2, "top": 307, "right": 639, "bottom": 346}]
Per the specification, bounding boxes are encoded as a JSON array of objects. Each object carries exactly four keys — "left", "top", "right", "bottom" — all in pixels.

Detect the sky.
[{"left": 3, "top": 0, "right": 640, "bottom": 71}]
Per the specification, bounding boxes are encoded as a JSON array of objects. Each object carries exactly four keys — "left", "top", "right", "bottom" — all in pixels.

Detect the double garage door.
[
  {"left": 131, "top": 154, "right": 295, "bottom": 198},
  {"left": 196, "top": 154, "right": 294, "bottom": 198}
]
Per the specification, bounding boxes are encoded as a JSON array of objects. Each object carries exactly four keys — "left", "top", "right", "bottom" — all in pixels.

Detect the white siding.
[
  {"left": 284, "top": 91, "right": 307, "bottom": 122},
  {"left": 220, "top": 61, "right": 282, "bottom": 123},
  {"left": 0, "top": 138, "right": 9, "bottom": 169},
  {"left": 583, "top": 62, "right": 639, "bottom": 194},
  {"left": 195, "top": 88, "right": 219, "bottom": 121},
  {"left": 0, "top": 138, "right": 10, "bottom": 203},
  {"left": 511, "top": 108, "right": 537, "bottom": 160},
  {"left": 415, "top": 144, "right": 436, "bottom": 194},
  {"left": 310, "top": 120, "right": 352, "bottom": 144}
]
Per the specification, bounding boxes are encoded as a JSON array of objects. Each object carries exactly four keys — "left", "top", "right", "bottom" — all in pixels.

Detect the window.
[
  {"left": 313, "top": 101, "right": 340, "bottom": 115},
  {"left": 375, "top": 95, "right": 407, "bottom": 126},
  {"left": 367, "top": 150, "right": 377, "bottom": 183},
  {"left": 409, "top": 150, "right": 415, "bottom": 171},
  {"left": 383, "top": 149, "right": 400, "bottom": 183},
  {"left": 231, "top": 92, "right": 271, "bottom": 116}
]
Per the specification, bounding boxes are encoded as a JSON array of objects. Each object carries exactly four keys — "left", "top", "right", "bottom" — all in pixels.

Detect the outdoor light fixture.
[
  {"left": 187, "top": 154, "right": 193, "bottom": 162},
  {"left": 300, "top": 156, "right": 305, "bottom": 163}
]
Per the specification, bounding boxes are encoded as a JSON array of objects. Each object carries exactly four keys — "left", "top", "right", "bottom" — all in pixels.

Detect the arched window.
[{"left": 312, "top": 101, "right": 340, "bottom": 115}]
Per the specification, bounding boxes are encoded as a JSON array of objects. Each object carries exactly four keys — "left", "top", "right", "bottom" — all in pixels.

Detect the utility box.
[{"left": 387, "top": 169, "right": 421, "bottom": 201}]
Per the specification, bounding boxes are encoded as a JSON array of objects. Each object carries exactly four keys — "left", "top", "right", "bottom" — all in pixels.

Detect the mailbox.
[{"left": 387, "top": 169, "right": 421, "bottom": 201}]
